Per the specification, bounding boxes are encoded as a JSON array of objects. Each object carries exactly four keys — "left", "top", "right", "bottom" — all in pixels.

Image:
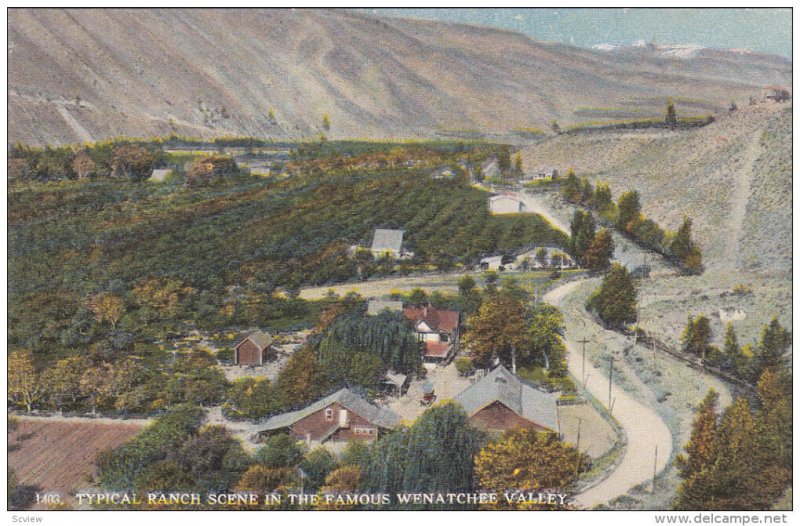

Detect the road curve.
[{"left": 544, "top": 279, "right": 673, "bottom": 509}]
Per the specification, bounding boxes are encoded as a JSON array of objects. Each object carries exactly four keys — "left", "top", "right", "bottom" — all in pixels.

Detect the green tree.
[
  {"left": 586, "top": 263, "right": 637, "bottom": 329},
  {"left": 722, "top": 323, "right": 747, "bottom": 377},
  {"left": 513, "top": 152, "right": 523, "bottom": 176},
  {"left": 582, "top": 228, "right": 614, "bottom": 271},
  {"left": 616, "top": 190, "right": 641, "bottom": 231},
  {"left": 665, "top": 97, "right": 678, "bottom": 125},
  {"left": 474, "top": 428, "right": 588, "bottom": 509},
  {"left": 8, "top": 350, "right": 41, "bottom": 412},
  {"left": 256, "top": 433, "right": 306, "bottom": 468},
  {"left": 276, "top": 348, "right": 327, "bottom": 405},
  {"left": 497, "top": 145, "right": 511, "bottom": 174},
  {"left": 551, "top": 119, "right": 561, "bottom": 134},
  {"left": 681, "top": 314, "right": 713, "bottom": 360},
  {"left": 363, "top": 403, "right": 483, "bottom": 507},
  {"left": 561, "top": 168, "right": 580, "bottom": 202},
  {"left": 300, "top": 447, "right": 338, "bottom": 491},
  {"left": 675, "top": 390, "right": 718, "bottom": 482},
  {"left": 749, "top": 317, "right": 790, "bottom": 382},
  {"left": 528, "top": 303, "right": 567, "bottom": 378},
  {"left": 670, "top": 217, "right": 703, "bottom": 274},
  {"left": 591, "top": 181, "right": 614, "bottom": 214},
  {"left": 463, "top": 288, "right": 530, "bottom": 370},
  {"left": 322, "top": 112, "right": 331, "bottom": 131},
  {"left": 458, "top": 274, "right": 476, "bottom": 295},
  {"left": 570, "top": 209, "right": 596, "bottom": 261}
]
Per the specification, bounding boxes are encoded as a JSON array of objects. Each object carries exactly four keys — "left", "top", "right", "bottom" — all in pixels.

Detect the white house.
[
  {"left": 149, "top": 168, "right": 172, "bottom": 182},
  {"left": 371, "top": 229, "right": 405, "bottom": 258},
  {"left": 489, "top": 195, "right": 524, "bottom": 214},
  {"left": 480, "top": 255, "right": 504, "bottom": 271}
]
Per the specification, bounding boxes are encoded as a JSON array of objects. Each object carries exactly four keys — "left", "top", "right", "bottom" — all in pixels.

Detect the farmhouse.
[
  {"left": 371, "top": 228, "right": 405, "bottom": 258},
  {"left": 234, "top": 330, "right": 274, "bottom": 366},
  {"left": 149, "top": 168, "right": 172, "bottom": 182},
  {"left": 488, "top": 194, "right": 524, "bottom": 214},
  {"left": 403, "top": 305, "right": 460, "bottom": 363},
  {"left": 259, "top": 388, "right": 400, "bottom": 444},
  {"left": 367, "top": 299, "right": 404, "bottom": 316},
  {"left": 454, "top": 365, "right": 559, "bottom": 434},
  {"left": 480, "top": 255, "right": 504, "bottom": 271}
]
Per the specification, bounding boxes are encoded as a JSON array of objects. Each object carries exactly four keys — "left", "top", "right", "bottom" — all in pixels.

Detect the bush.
[{"left": 454, "top": 357, "right": 473, "bottom": 376}]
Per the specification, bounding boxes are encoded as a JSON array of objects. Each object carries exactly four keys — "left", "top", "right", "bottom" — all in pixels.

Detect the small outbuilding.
[
  {"left": 371, "top": 229, "right": 405, "bottom": 258},
  {"left": 234, "top": 330, "right": 274, "bottom": 366},
  {"left": 149, "top": 168, "right": 172, "bottom": 182}
]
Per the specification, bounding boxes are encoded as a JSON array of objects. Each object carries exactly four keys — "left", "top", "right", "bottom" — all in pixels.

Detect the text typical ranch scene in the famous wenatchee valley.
[{"left": 6, "top": 7, "right": 792, "bottom": 513}]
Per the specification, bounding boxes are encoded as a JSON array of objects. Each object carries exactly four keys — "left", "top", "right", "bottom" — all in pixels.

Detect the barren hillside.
[
  {"left": 521, "top": 103, "right": 792, "bottom": 272},
  {"left": 8, "top": 8, "right": 791, "bottom": 145}
]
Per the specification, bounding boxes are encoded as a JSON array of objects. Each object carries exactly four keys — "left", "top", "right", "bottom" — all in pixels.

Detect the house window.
[
  {"left": 354, "top": 427, "right": 375, "bottom": 436},
  {"left": 325, "top": 408, "right": 333, "bottom": 421},
  {"left": 440, "top": 333, "right": 449, "bottom": 342}
]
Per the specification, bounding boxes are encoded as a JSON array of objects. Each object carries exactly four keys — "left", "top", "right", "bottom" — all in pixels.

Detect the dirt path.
[
  {"left": 544, "top": 279, "right": 673, "bottom": 509},
  {"left": 55, "top": 104, "right": 94, "bottom": 143},
  {"left": 723, "top": 130, "right": 762, "bottom": 268}
]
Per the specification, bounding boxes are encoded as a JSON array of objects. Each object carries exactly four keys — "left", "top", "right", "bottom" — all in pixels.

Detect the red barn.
[
  {"left": 234, "top": 330, "right": 273, "bottom": 366},
  {"left": 259, "top": 389, "right": 400, "bottom": 444},
  {"left": 454, "top": 365, "right": 559, "bottom": 435}
]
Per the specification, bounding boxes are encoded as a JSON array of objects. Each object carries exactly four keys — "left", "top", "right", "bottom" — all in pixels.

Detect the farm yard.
[{"left": 8, "top": 417, "right": 145, "bottom": 510}]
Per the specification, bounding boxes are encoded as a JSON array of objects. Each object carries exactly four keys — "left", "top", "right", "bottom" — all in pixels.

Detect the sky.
[{"left": 363, "top": 8, "right": 792, "bottom": 59}]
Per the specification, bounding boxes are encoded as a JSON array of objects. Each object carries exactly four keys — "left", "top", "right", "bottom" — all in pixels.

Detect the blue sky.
[{"left": 363, "top": 8, "right": 791, "bottom": 59}]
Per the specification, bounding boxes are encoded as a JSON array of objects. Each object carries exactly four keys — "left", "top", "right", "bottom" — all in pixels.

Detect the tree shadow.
[{"left": 10, "top": 484, "right": 41, "bottom": 510}]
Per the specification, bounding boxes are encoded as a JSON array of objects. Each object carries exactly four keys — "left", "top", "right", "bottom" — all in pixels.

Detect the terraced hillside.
[
  {"left": 8, "top": 9, "right": 790, "bottom": 145},
  {"left": 521, "top": 103, "right": 791, "bottom": 272}
]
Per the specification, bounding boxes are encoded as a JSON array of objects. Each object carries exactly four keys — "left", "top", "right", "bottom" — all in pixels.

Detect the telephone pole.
[
  {"left": 607, "top": 355, "right": 614, "bottom": 409},
  {"left": 652, "top": 445, "right": 658, "bottom": 493},
  {"left": 577, "top": 337, "right": 590, "bottom": 384}
]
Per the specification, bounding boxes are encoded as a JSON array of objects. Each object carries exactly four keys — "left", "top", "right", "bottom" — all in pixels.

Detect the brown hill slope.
[
  {"left": 520, "top": 103, "right": 792, "bottom": 272},
  {"left": 8, "top": 8, "right": 791, "bottom": 145}
]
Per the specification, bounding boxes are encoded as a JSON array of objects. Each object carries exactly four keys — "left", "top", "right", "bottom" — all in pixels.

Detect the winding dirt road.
[{"left": 544, "top": 280, "right": 673, "bottom": 508}]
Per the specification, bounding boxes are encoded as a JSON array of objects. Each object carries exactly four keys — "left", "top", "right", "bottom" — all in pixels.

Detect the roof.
[
  {"left": 371, "top": 229, "right": 404, "bottom": 253},
  {"left": 367, "top": 300, "right": 404, "bottom": 316},
  {"left": 150, "top": 168, "right": 171, "bottom": 181},
  {"left": 260, "top": 388, "right": 400, "bottom": 431},
  {"left": 403, "top": 306, "right": 459, "bottom": 333},
  {"left": 453, "top": 365, "right": 558, "bottom": 431},
  {"left": 384, "top": 371, "right": 408, "bottom": 387},
  {"left": 424, "top": 341, "right": 452, "bottom": 358},
  {"left": 236, "top": 330, "right": 273, "bottom": 351},
  {"left": 481, "top": 255, "right": 504, "bottom": 264}
]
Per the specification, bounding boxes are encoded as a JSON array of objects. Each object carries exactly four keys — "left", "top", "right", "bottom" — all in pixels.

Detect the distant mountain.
[{"left": 8, "top": 8, "right": 792, "bottom": 145}]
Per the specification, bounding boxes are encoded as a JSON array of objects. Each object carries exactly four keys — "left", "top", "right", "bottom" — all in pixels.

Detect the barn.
[
  {"left": 259, "top": 388, "right": 400, "bottom": 444},
  {"left": 454, "top": 365, "right": 558, "bottom": 434},
  {"left": 234, "top": 330, "right": 274, "bottom": 366}
]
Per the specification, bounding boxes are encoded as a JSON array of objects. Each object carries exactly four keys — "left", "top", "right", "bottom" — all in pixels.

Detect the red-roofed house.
[{"left": 403, "top": 305, "right": 460, "bottom": 364}]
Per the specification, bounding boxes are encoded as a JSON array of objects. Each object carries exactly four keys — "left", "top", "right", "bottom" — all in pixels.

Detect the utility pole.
[
  {"left": 652, "top": 445, "right": 658, "bottom": 494},
  {"left": 608, "top": 355, "right": 614, "bottom": 409},
  {"left": 575, "top": 417, "right": 583, "bottom": 478},
  {"left": 577, "top": 337, "right": 590, "bottom": 384}
]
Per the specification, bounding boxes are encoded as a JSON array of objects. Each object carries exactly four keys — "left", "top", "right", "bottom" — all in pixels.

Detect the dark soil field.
[{"left": 8, "top": 418, "right": 144, "bottom": 510}]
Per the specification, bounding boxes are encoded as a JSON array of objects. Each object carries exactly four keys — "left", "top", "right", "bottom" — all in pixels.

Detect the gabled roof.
[
  {"left": 453, "top": 365, "right": 558, "bottom": 431},
  {"left": 424, "top": 341, "right": 452, "bottom": 358},
  {"left": 260, "top": 388, "right": 400, "bottom": 431},
  {"left": 383, "top": 371, "right": 408, "bottom": 387},
  {"left": 150, "top": 168, "right": 171, "bottom": 181},
  {"left": 371, "top": 229, "right": 404, "bottom": 253},
  {"left": 367, "top": 300, "right": 404, "bottom": 316},
  {"left": 403, "top": 306, "right": 459, "bottom": 333},
  {"left": 236, "top": 330, "right": 273, "bottom": 351}
]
